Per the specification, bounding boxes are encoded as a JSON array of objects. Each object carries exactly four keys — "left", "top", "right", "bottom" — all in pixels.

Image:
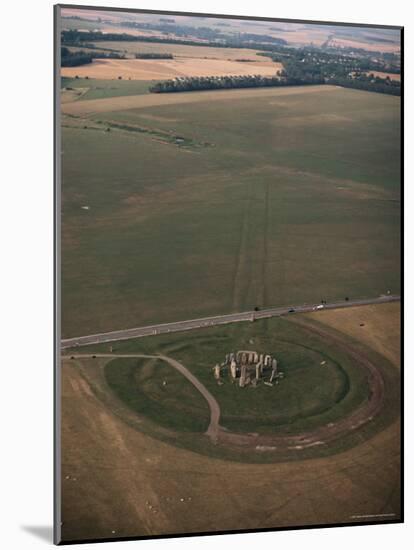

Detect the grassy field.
[
  {"left": 102, "top": 317, "right": 371, "bottom": 436},
  {"left": 66, "top": 310, "right": 400, "bottom": 463},
  {"left": 61, "top": 304, "right": 401, "bottom": 541},
  {"left": 105, "top": 357, "right": 210, "bottom": 433},
  {"left": 307, "top": 301, "right": 401, "bottom": 367},
  {"left": 61, "top": 85, "right": 400, "bottom": 338},
  {"left": 61, "top": 77, "right": 153, "bottom": 101}
]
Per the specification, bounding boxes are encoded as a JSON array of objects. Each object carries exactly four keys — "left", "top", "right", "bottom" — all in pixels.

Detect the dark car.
[{"left": 288, "top": 308, "right": 295, "bottom": 313}]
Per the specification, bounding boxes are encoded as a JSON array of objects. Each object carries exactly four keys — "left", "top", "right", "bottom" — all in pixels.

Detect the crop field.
[
  {"left": 60, "top": 57, "right": 281, "bottom": 81},
  {"left": 61, "top": 84, "right": 400, "bottom": 338},
  {"left": 90, "top": 40, "right": 276, "bottom": 61},
  {"left": 60, "top": 303, "right": 401, "bottom": 541}
]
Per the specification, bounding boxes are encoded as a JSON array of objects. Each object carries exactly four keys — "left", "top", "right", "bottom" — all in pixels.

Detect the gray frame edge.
[{"left": 54, "top": 4, "right": 62, "bottom": 545}]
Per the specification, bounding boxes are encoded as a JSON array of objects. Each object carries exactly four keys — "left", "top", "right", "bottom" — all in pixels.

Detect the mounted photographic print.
[{"left": 54, "top": 3, "right": 403, "bottom": 544}]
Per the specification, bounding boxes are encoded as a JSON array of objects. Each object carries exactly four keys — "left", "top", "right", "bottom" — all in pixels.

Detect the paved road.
[
  {"left": 63, "top": 353, "right": 220, "bottom": 442},
  {"left": 61, "top": 295, "right": 400, "bottom": 350}
]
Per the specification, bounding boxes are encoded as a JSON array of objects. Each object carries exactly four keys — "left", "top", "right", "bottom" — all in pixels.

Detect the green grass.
[
  {"left": 83, "top": 317, "right": 370, "bottom": 435},
  {"left": 105, "top": 357, "right": 209, "bottom": 432},
  {"left": 61, "top": 86, "right": 400, "bottom": 338},
  {"left": 61, "top": 78, "right": 153, "bottom": 101},
  {"left": 69, "top": 316, "right": 400, "bottom": 462}
]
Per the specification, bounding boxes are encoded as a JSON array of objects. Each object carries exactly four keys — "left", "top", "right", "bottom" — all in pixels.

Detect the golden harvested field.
[
  {"left": 61, "top": 57, "right": 281, "bottom": 80},
  {"left": 61, "top": 303, "right": 401, "bottom": 542},
  {"left": 61, "top": 83, "right": 339, "bottom": 116}
]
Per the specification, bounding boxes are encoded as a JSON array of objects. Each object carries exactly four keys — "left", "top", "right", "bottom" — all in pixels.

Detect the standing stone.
[
  {"left": 239, "top": 365, "right": 247, "bottom": 387},
  {"left": 213, "top": 364, "right": 221, "bottom": 380}
]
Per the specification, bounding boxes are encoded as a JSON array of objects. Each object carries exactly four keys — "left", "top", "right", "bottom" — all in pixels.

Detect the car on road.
[{"left": 288, "top": 308, "right": 295, "bottom": 313}]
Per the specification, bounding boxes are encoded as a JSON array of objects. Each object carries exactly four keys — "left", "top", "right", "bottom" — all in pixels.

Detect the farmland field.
[
  {"left": 83, "top": 40, "right": 281, "bottom": 61},
  {"left": 61, "top": 77, "right": 153, "bottom": 102},
  {"left": 60, "top": 57, "right": 282, "bottom": 80},
  {"left": 61, "top": 84, "right": 400, "bottom": 338}
]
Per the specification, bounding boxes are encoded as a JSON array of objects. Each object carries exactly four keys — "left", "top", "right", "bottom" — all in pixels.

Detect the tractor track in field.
[
  {"left": 231, "top": 185, "right": 253, "bottom": 311},
  {"left": 260, "top": 181, "right": 270, "bottom": 307}
]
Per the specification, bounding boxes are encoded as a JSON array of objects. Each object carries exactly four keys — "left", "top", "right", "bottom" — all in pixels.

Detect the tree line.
[
  {"left": 120, "top": 20, "right": 288, "bottom": 46},
  {"left": 260, "top": 47, "right": 400, "bottom": 79},
  {"left": 148, "top": 71, "right": 399, "bottom": 96},
  {"left": 61, "top": 46, "right": 125, "bottom": 67},
  {"left": 259, "top": 47, "right": 401, "bottom": 96},
  {"left": 61, "top": 30, "right": 287, "bottom": 51},
  {"left": 134, "top": 53, "right": 173, "bottom": 59},
  {"left": 149, "top": 74, "right": 315, "bottom": 94},
  {"left": 328, "top": 75, "right": 401, "bottom": 96}
]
